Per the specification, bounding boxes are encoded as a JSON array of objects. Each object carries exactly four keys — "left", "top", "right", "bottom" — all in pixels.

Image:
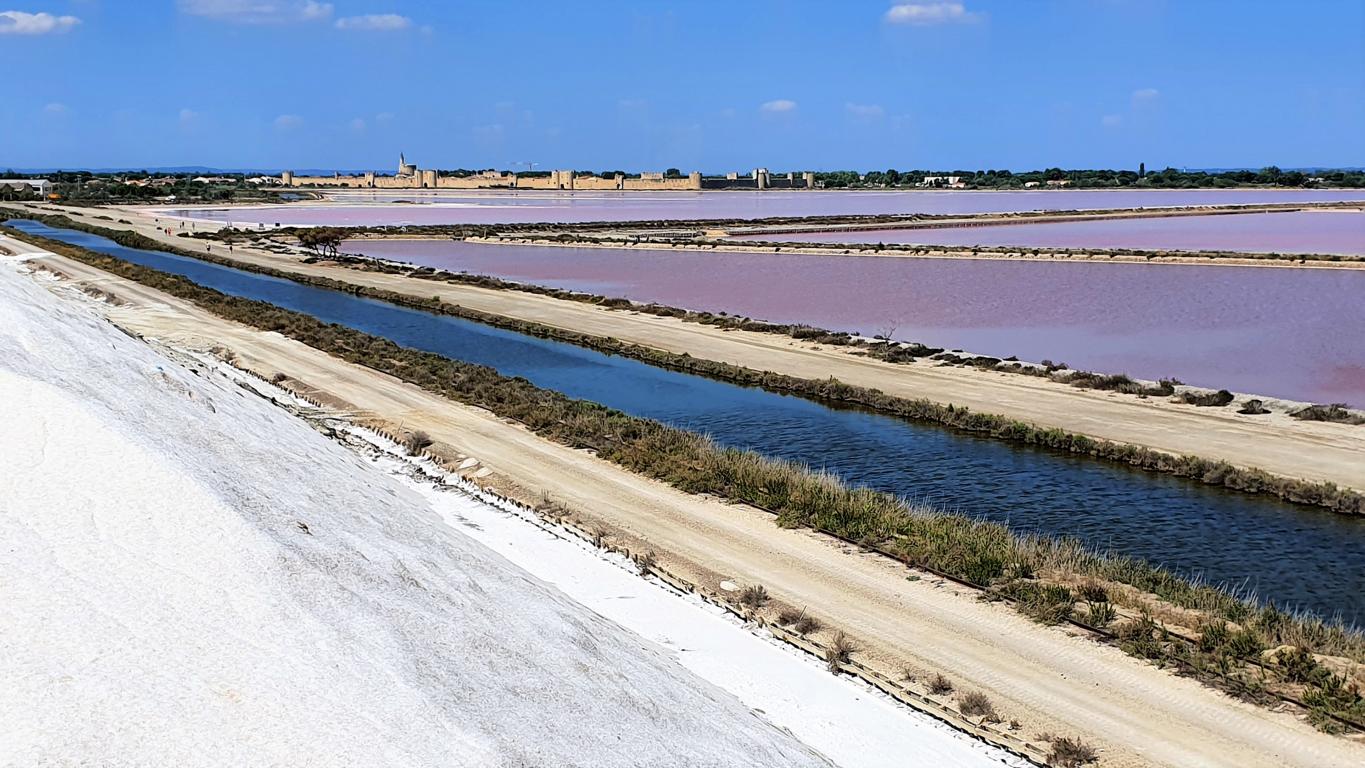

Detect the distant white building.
[
  {"left": 920, "top": 175, "right": 965, "bottom": 189},
  {"left": 0, "top": 178, "right": 52, "bottom": 196}
]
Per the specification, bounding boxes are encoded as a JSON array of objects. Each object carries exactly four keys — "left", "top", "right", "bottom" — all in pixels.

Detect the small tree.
[{"left": 298, "top": 227, "right": 345, "bottom": 257}]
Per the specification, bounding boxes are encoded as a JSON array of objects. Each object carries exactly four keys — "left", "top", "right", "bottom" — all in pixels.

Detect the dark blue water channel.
[{"left": 16, "top": 219, "right": 1364, "bottom": 624}]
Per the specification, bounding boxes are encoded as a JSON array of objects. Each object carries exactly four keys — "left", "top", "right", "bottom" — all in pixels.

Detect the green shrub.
[{"left": 1083, "top": 600, "right": 1117, "bottom": 627}]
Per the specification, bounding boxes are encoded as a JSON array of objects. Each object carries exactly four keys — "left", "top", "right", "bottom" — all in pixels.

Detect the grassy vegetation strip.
[
  {"left": 2, "top": 208, "right": 1361, "bottom": 515},
  {"left": 10, "top": 224, "right": 1364, "bottom": 732}
]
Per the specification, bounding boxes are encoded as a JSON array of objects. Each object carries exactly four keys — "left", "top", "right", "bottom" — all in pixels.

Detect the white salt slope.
[{"left": 0, "top": 264, "right": 828, "bottom": 767}]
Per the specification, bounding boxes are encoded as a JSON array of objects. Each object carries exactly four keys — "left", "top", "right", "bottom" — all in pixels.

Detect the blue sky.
[{"left": 4, "top": 0, "right": 1363, "bottom": 171}]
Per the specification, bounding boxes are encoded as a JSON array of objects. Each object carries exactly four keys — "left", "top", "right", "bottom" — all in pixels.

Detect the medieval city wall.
[
  {"left": 435, "top": 174, "right": 517, "bottom": 189},
  {"left": 283, "top": 168, "right": 761, "bottom": 191}
]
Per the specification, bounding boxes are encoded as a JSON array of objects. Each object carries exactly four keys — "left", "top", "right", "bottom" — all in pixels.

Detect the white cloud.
[
  {"left": 179, "top": 108, "right": 202, "bottom": 124},
  {"left": 349, "top": 117, "right": 366, "bottom": 132},
  {"left": 760, "top": 99, "right": 797, "bottom": 114},
  {"left": 176, "top": 0, "right": 333, "bottom": 25},
  {"left": 375, "top": 111, "right": 395, "bottom": 123},
  {"left": 43, "top": 102, "right": 68, "bottom": 114},
  {"left": 1101, "top": 114, "right": 1122, "bottom": 127},
  {"left": 884, "top": 3, "right": 983, "bottom": 26},
  {"left": 274, "top": 114, "right": 303, "bottom": 129},
  {"left": 0, "top": 11, "right": 81, "bottom": 35},
  {"left": 472, "top": 123, "right": 505, "bottom": 148},
  {"left": 335, "top": 14, "right": 411, "bottom": 31},
  {"left": 1132, "top": 87, "right": 1160, "bottom": 102},
  {"left": 845, "top": 102, "right": 885, "bottom": 119}
]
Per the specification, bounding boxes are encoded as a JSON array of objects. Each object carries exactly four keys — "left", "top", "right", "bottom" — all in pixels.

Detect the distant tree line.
[
  {"left": 4, "top": 165, "right": 1360, "bottom": 199},
  {"left": 810, "top": 166, "right": 1365, "bottom": 189},
  {"left": 2, "top": 170, "right": 264, "bottom": 203}
]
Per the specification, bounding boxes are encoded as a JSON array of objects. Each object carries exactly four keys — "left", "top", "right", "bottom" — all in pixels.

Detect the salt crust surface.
[{"left": 0, "top": 264, "right": 828, "bottom": 768}]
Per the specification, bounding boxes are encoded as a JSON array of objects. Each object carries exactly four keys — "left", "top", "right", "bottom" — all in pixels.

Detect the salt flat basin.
[
  {"left": 341, "top": 239, "right": 1365, "bottom": 406},
  {"left": 745, "top": 210, "right": 1365, "bottom": 256},
  {"left": 159, "top": 188, "right": 1365, "bottom": 226},
  {"left": 14, "top": 218, "right": 1365, "bottom": 624}
]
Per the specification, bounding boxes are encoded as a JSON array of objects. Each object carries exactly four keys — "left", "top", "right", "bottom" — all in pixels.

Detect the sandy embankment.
[
  {"left": 468, "top": 230, "right": 1365, "bottom": 271},
  {"left": 30, "top": 202, "right": 1365, "bottom": 496},
  {"left": 19, "top": 242, "right": 1365, "bottom": 768}
]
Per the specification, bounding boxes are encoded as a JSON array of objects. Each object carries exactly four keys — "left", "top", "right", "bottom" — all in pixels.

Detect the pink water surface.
[
  {"left": 753, "top": 211, "right": 1365, "bottom": 256},
  {"left": 341, "top": 239, "right": 1365, "bottom": 404},
  {"left": 166, "top": 188, "right": 1365, "bottom": 227}
]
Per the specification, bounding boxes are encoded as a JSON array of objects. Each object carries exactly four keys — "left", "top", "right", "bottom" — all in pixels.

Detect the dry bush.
[
  {"left": 1178, "top": 389, "right": 1235, "bottom": 407},
  {"left": 403, "top": 429, "right": 433, "bottom": 455},
  {"left": 777, "top": 607, "right": 822, "bottom": 635},
  {"left": 1291, "top": 403, "right": 1365, "bottom": 425},
  {"left": 1047, "top": 736, "right": 1099, "bottom": 767},
  {"left": 958, "top": 690, "right": 999, "bottom": 722},
  {"left": 738, "top": 584, "right": 769, "bottom": 609},
  {"left": 825, "top": 632, "right": 855, "bottom": 672},
  {"left": 590, "top": 525, "right": 608, "bottom": 549},
  {"left": 928, "top": 673, "right": 954, "bottom": 695},
  {"left": 634, "top": 550, "right": 656, "bottom": 577}
]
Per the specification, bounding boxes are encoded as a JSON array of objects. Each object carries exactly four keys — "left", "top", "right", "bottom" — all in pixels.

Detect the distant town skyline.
[{"left": 5, "top": 1, "right": 1363, "bottom": 170}]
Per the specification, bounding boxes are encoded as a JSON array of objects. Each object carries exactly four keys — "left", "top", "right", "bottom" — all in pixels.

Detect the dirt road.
[
  {"left": 23, "top": 203, "right": 1365, "bottom": 496},
  {"left": 26, "top": 248, "right": 1365, "bottom": 768}
]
